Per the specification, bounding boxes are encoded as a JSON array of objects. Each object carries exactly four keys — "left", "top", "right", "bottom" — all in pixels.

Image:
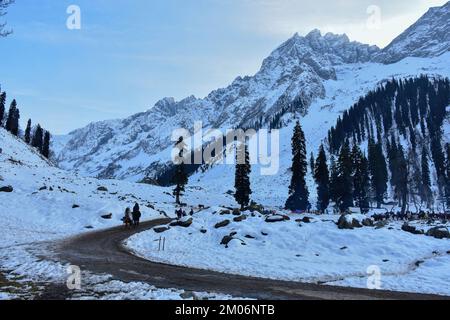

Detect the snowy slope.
[
  {"left": 53, "top": 31, "right": 382, "bottom": 181},
  {"left": 375, "top": 1, "right": 450, "bottom": 63},
  {"left": 126, "top": 208, "right": 450, "bottom": 296},
  {"left": 190, "top": 53, "right": 450, "bottom": 208},
  {"left": 0, "top": 128, "right": 239, "bottom": 299},
  {"left": 53, "top": 1, "right": 450, "bottom": 186}
]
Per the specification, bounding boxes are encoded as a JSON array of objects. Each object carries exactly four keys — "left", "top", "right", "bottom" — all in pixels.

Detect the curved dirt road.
[{"left": 56, "top": 218, "right": 448, "bottom": 300}]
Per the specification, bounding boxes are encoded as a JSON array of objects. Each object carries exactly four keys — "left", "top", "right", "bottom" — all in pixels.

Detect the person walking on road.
[{"left": 132, "top": 203, "right": 142, "bottom": 227}]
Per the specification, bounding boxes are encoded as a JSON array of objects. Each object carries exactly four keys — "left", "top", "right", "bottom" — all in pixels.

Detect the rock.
[
  {"left": 200, "top": 229, "right": 207, "bottom": 234},
  {"left": 97, "top": 186, "right": 108, "bottom": 192},
  {"left": 85, "top": 226, "right": 94, "bottom": 229},
  {"left": 220, "top": 235, "right": 234, "bottom": 246},
  {"left": 170, "top": 218, "right": 193, "bottom": 228},
  {"left": 72, "top": 204, "right": 80, "bottom": 209},
  {"left": 245, "top": 235, "right": 256, "bottom": 239},
  {"left": 415, "top": 260, "right": 425, "bottom": 267},
  {"left": 351, "top": 219, "right": 363, "bottom": 228},
  {"left": 340, "top": 246, "right": 348, "bottom": 250},
  {"left": 301, "top": 217, "right": 311, "bottom": 223},
  {"left": 265, "top": 215, "right": 285, "bottom": 223},
  {"left": 261, "top": 231, "right": 268, "bottom": 236},
  {"left": 337, "top": 215, "right": 353, "bottom": 229},
  {"left": 362, "top": 218, "right": 374, "bottom": 227},
  {"left": 374, "top": 221, "right": 388, "bottom": 229},
  {"left": 219, "top": 210, "right": 231, "bottom": 215},
  {"left": 39, "top": 186, "right": 47, "bottom": 191},
  {"left": 232, "top": 209, "right": 241, "bottom": 216},
  {"left": 154, "top": 227, "right": 170, "bottom": 233},
  {"left": 426, "top": 227, "right": 450, "bottom": 239},
  {"left": 180, "top": 291, "right": 196, "bottom": 300},
  {"left": 383, "top": 259, "right": 389, "bottom": 262},
  {"left": 215, "top": 220, "right": 230, "bottom": 229},
  {"left": 101, "top": 213, "right": 112, "bottom": 219},
  {"left": 401, "top": 223, "right": 424, "bottom": 235},
  {"left": 233, "top": 215, "right": 247, "bottom": 222},
  {"left": 0, "top": 186, "right": 13, "bottom": 193}
]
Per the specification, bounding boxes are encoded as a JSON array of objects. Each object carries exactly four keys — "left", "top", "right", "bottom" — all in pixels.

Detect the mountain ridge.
[{"left": 53, "top": 2, "right": 450, "bottom": 183}]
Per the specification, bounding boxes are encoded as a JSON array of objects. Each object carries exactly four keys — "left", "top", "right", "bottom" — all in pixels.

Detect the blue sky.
[{"left": 0, "top": 0, "right": 446, "bottom": 134}]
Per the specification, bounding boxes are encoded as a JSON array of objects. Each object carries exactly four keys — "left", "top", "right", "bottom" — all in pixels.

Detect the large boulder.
[
  {"left": 233, "top": 215, "right": 247, "bottom": 222},
  {"left": 101, "top": 213, "right": 112, "bottom": 220},
  {"left": 426, "top": 227, "right": 450, "bottom": 239},
  {"left": 337, "top": 215, "right": 353, "bottom": 229},
  {"left": 215, "top": 220, "right": 230, "bottom": 229},
  {"left": 351, "top": 219, "right": 363, "bottom": 228},
  {"left": 265, "top": 215, "right": 285, "bottom": 223},
  {"left": 170, "top": 218, "right": 193, "bottom": 228},
  {"left": 154, "top": 227, "right": 170, "bottom": 233},
  {"left": 374, "top": 220, "right": 388, "bottom": 229},
  {"left": 0, "top": 185, "right": 13, "bottom": 193},
  {"left": 401, "top": 223, "right": 424, "bottom": 235},
  {"left": 362, "top": 218, "right": 374, "bottom": 227},
  {"left": 220, "top": 235, "right": 234, "bottom": 246}
]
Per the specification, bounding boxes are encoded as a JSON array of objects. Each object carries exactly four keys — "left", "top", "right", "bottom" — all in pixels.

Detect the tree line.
[
  {"left": 0, "top": 87, "right": 51, "bottom": 158},
  {"left": 170, "top": 76, "right": 450, "bottom": 213}
]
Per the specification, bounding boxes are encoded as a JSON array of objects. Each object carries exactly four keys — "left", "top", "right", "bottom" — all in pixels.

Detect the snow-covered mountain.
[
  {"left": 54, "top": 1, "right": 450, "bottom": 184},
  {"left": 375, "top": 1, "right": 450, "bottom": 63}
]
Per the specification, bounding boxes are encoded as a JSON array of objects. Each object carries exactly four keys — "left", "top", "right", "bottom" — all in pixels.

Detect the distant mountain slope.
[
  {"left": 53, "top": 2, "right": 450, "bottom": 184},
  {"left": 376, "top": 1, "right": 450, "bottom": 63}
]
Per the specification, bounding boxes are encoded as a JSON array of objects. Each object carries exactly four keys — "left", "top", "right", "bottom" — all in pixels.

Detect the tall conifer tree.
[{"left": 285, "top": 121, "right": 309, "bottom": 211}]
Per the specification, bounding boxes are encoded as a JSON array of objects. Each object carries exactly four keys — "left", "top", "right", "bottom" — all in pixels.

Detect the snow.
[
  {"left": 0, "top": 128, "right": 241, "bottom": 300},
  {"left": 190, "top": 52, "right": 450, "bottom": 208},
  {"left": 126, "top": 208, "right": 450, "bottom": 296}
]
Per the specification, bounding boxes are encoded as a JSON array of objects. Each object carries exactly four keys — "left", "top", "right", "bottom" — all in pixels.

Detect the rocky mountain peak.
[{"left": 376, "top": 1, "right": 450, "bottom": 63}]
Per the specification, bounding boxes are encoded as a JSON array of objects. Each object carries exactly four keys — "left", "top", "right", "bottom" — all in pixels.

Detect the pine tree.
[
  {"left": 0, "top": 92, "right": 5, "bottom": 127},
  {"left": 314, "top": 145, "right": 329, "bottom": 213},
  {"left": 24, "top": 119, "right": 32, "bottom": 144},
  {"left": 172, "top": 136, "right": 188, "bottom": 205},
  {"left": 31, "top": 124, "right": 44, "bottom": 152},
  {"left": 5, "top": 99, "right": 19, "bottom": 136},
  {"left": 310, "top": 152, "right": 315, "bottom": 174},
  {"left": 42, "top": 130, "right": 51, "bottom": 159},
  {"left": 352, "top": 145, "right": 370, "bottom": 213},
  {"left": 285, "top": 121, "right": 309, "bottom": 211},
  {"left": 395, "top": 145, "right": 409, "bottom": 214},
  {"left": 234, "top": 142, "right": 252, "bottom": 210},
  {"left": 336, "top": 140, "right": 353, "bottom": 212},
  {"left": 445, "top": 144, "right": 450, "bottom": 208},
  {"left": 420, "top": 146, "right": 432, "bottom": 208},
  {"left": 329, "top": 155, "right": 339, "bottom": 205},
  {"left": 368, "top": 138, "right": 388, "bottom": 208}
]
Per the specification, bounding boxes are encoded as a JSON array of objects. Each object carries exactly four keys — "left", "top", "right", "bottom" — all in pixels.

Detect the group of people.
[
  {"left": 123, "top": 203, "right": 142, "bottom": 228},
  {"left": 175, "top": 207, "right": 194, "bottom": 220},
  {"left": 372, "top": 211, "right": 450, "bottom": 222}
]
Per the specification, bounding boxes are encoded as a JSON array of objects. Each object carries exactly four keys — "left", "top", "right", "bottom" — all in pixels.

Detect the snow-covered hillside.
[
  {"left": 190, "top": 53, "right": 450, "bottom": 208},
  {"left": 126, "top": 207, "right": 450, "bottom": 296},
  {"left": 375, "top": 1, "right": 450, "bottom": 63},
  {"left": 53, "top": 1, "right": 450, "bottom": 186},
  {"left": 0, "top": 128, "right": 237, "bottom": 299}
]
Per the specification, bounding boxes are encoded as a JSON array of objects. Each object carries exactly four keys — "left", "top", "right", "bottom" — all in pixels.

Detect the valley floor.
[{"left": 125, "top": 209, "right": 450, "bottom": 297}]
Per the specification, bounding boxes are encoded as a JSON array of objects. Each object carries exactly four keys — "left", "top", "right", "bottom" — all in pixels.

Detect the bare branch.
[{"left": 0, "top": 0, "right": 14, "bottom": 37}]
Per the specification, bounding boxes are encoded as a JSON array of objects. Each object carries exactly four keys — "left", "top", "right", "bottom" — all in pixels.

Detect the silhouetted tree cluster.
[{"left": 0, "top": 87, "right": 52, "bottom": 158}]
